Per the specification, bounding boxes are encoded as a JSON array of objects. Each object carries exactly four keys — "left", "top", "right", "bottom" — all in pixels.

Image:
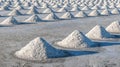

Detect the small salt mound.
[
  {"left": 0, "top": 16, "right": 18, "bottom": 25},
  {"left": 24, "top": 14, "right": 42, "bottom": 23},
  {"left": 60, "top": 12, "right": 74, "bottom": 19},
  {"left": 57, "top": 7, "right": 67, "bottom": 12},
  {"left": 88, "top": 10, "right": 100, "bottom": 17},
  {"left": 8, "top": 9, "right": 22, "bottom": 16},
  {"left": 70, "top": 6, "right": 81, "bottom": 11},
  {"left": 75, "top": 11, "right": 87, "bottom": 18},
  {"left": 0, "top": 5, "right": 10, "bottom": 10},
  {"left": 81, "top": 6, "right": 90, "bottom": 10},
  {"left": 52, "top": 4, "right": 61, "bottom": 8},
  {"left": 106, "top": 21, "right": 120, "bottom": 33},
  {"left": 86, "top": 25, "right": 111, "bottom": 40},
  {"left": 91, "top": 5, "right": 100, "bottom": 10},
  {"left": 15, "top": 5, "right": 24, "bottom": 10},
  {"left": 27, "top": 6, "right": 39, "bottom": 14},
  {"left": 42, "top": 8, "right": 53, "bottom": 13},
  {"left": 111, "top": 8, "right": 119, "bottom": 14},
  {"left": 24, "top": 2, "right": 31, "bottom": 7},
  {"left": 57, "top": 30, "right": 93, "bottom": 48},
  {"left": 101, "top": 5, "right": 109, "bottom": 9},
  {"left": 15, "top": 37, "right": 67, "bottom": 61},
  {"left": 43, "top": 13, "right": 59, "bottom": 20},
  {"left": 100, "top": 9, "right": 111, "bottom": 15}
]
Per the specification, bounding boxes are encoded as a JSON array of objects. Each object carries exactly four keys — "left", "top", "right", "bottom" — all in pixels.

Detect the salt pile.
[
  {"left": 8, "top": 9, "right": 22, "bottom": 16},
  {"left": 57, "top": 7, "right": 67, "bottom": 12},
  {"left": 43, "top": 13, "right": 59, "bottom": 20},
  {"left": 0, "top": 16, "right": 18, "bottom": 25},
  {"left": 75, "top": 11, "right": 87, "bottom": 18},
  {"left": 111, "top": 8, "right": 119, "bottom": 14},
  {"left": 27, "top": 6, "right": 39, "bottom": 14},
  {"left": 42, "top": 8, "right": 53, "bottom": 13},
  {"left": 24, "top": 14, "right": 42, "bottom": 23},
  {"left": 15, "top": 37, "right": 67, "bottom": 61},
  {"left": 56, "top": 30, "right": 93, "bottom": 48},
  {"left": 86, "top": 25, "right": 111, "bottom": 40},
  {"left": 100, "top": 9, "right": 111, "bottom": 15},
  {"left": 88, "top": 10, "right": 100, "bottom": 17},
  {"left": 81, "top": 6, "right": 90, "bottom": 10},
  {"left": 106, "top": 21, "right": 120, "bottom": 33},
  {"left": 60, "top": 12, "right": 74, "bottom": 19}
]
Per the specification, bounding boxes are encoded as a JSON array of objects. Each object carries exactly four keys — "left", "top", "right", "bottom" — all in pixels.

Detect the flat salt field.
[{"left": 0, "top": 14, "right": 120, "bottom": 67}]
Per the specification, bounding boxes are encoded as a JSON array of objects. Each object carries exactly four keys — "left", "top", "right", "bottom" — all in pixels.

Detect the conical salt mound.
[
  {"left": 75, "top": 11, "right": 87, "bottom": 18},
  {"left": 27, "top": 6, "right": 39, "bottom": 14},
  {"left": 100, "top": 9, "right": 111, "bottom": 15},
  {"left": 106, "top": 21, "right": 120, "bottom": 33},
  {"left": 8, "top": 9, "right": 22, "bottom": 16},
  {"left": 88, "top": 10, "right": 100, "bottom": 17},
  {"left": 42, "top": 8, "right": 53, "bottom": 13},
  {"left": 43, "top": 13, "right": 59, "bottom": 20},
  {"left": 111, "top": 8, "right": 120, "bottom": 15},
  {"left": 57, "top": 7, "right": 67, "bottom": 12},
  {"left": 86, "top": 25, "right": 111, "bottom": 39},
  {"left": 15, "top": 37, "right": 67, "bottom": 61},
  {"left": 0, "top": 16, "right": 18, "bottom": 25},
  {"left": 24, "top": 14, "right": 42, "bottom": 22},
  {"left": 81, "top": 6, "right": 90, "bottom": 10},
  {"left": 15, "top": 5, "right": 24, "bottom": 10},
  {"left": 0, "top": 5, "right": 10, "bottom": 10},
  {"left": 60, "top": 12, "right": 74, "bottom": 19},
  {"left": 57, "top": 30, "right": 93, "bottom": 48},
  {"left": 70, "top": 6, "right": 80, "bottom": 11},
  {"left": 91, "top": 5, "right": 100, "bottom": 10}
]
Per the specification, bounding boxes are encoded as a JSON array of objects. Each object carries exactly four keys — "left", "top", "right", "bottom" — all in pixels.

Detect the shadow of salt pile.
[{"left": 94, "top": 41, "right": 120, "bottom": 47}]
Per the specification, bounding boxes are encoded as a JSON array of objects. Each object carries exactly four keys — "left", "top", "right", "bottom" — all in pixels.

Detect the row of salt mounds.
[
  {"left": 56, "top": 30, "right": 94, "bottom": 49},
  {"left": 0, "top": 16, "right": 19, "bottom": 25},
  {"left": 15, "top": 37, "right": 68, "bottom": 61},
  {"left": 86, "top": 25, "right": 111, "bottom": 40},
  {"left": 24, "top": 14, "right": 42, "bottom": 23},
  {"left": 106, "top": 21, "right": 120, "bottom": 34}
]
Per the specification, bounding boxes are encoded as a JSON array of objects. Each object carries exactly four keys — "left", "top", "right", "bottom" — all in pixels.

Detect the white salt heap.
[
  {"left": 15, "top": 37, "right": 67, "bottom": 61},
  {"left": 86, "top": 25, "right": 111, "bottom": 40},
  {"left": 57, "top": 30, "right": 93, "bottom": 48},
  {"left": 100, "top": 9, "right": 111, "bottom": 15},
  {"left": 88, "top": 10, "right": 100, "bottom": 17},
  {"left": 106, "top": 21, "right": 120, "bottom": 33},
  {"left": 8, "top": 9, "right": 22, "bottom": 16},
  {"left": 0, "top": 16, "right": 18, "bottom": 25},
  {"left": 75, "top": 11, "right": 87, "bottom": 18},
  {"left": 24, "top": 14, "right": 42, "bottom": 23},
  {"left": 111, "top": 8, "right": 120, "bottom": 14},
  {"left": 43, "top": 13, "right": 59, "bottom": 20},
  {"left": 60, "top": 12, "right": 74, "bottom": 19},
  {"left": 27, "top": 6, "right": 39, "bottom": 14}
]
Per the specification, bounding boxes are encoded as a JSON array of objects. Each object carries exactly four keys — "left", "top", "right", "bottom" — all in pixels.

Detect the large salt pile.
[
  {"left": 106, "top": 21, "right": 120, "bottom": 33},
  {"left": 75, "top": 11, "right": 87, "bottom": 18},
  {"left": 86, "top": 25, "right": 111, "bottom": 40},
  {"left": 60, "top": 12, "right": 74, "bottom": 19},
  {"left": 15, "top": 37, "right": 67, "bottom": 61},
  {"left": 56, "top": 30, "right": 93, "bottom": 48},
  {"left": 24, "top": 14, "right": 42, "bottom": 23},
  {"left": 8, "top": 9, "right": 22, "bottom": 16},
  {"left": 0, "top": 16, "right": 18, "bottom": 25}
]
